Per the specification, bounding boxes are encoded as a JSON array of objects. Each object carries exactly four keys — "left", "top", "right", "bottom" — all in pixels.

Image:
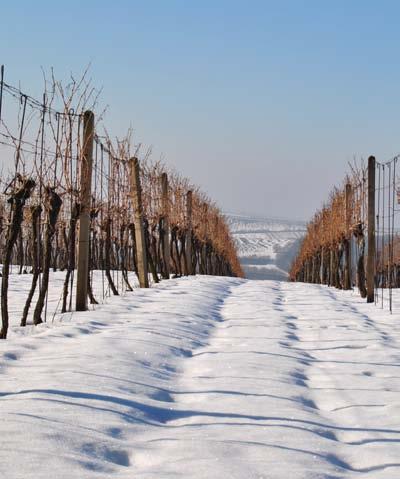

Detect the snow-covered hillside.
[
  {"left": 226, "top": 214, "right": 306, "bottom": 280},
  {"left": 1, "top": 275, "right": 400, "bottom": 478}
]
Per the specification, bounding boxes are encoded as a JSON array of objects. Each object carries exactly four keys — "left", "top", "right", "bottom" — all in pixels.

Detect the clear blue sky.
[{"left": 1, "top": 1, "right": 400, "bottom": 219}]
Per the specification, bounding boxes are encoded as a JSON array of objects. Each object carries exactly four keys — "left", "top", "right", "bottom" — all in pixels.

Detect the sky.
[{"left": 1, "top": 0, "right": 400, "bottom": 220}]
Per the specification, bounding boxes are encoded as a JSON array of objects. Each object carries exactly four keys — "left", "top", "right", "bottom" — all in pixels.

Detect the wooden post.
[
  {"left": 185, "top": 190, "right": 193, "bottom": 275},
  {"left": 129, "top": 157, "right": 149, "bottom": 288},
  {"left": 344, "top": 183, "right": 352, "bottom": 290},
  {"left": 212, "top": 216, "right": 219, "bottom": 275},
  {"left": 161, "top": 172, "right": 170, "bottom": 279},
  {"left": 76, "top": 110, "right": 94, "bottom": 311},
  {"left": 320, "top": 247, "right": 324, "bottom": 284},
  {"left": 367, "top": 156, "right": 376, "bottom": 302}
]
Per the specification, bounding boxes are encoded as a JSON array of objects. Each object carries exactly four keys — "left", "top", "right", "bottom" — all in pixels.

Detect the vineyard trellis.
[
  {"left": 290, "top": 154, "right": 400, "bottom": 313},
  {"left": 0, "top": 66, "right": 243, "bottom": 339}
]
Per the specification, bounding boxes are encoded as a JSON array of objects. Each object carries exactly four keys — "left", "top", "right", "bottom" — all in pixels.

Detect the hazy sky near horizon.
[{"left": 1, "top": 1, "right": 400, "bottom": 220}]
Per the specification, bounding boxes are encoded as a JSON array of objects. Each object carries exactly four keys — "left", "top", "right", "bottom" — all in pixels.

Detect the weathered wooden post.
[
  {"left": 344, "top": 182, "right": 352, "bottom": 290},
  {"left": 76, "top": 110, "right": 94, "bottom": 311},
  {"left": 320, "top": 247, "right": 324, "bottom": 283},
  {"left": 185, "top": 190, "right": 193, "bottom": 275},
  {"left": 161, "top": 172, "right": 170, "bottom": 279},
  {"left": 202, "top": 203, "right": 209, "bottom": 275},
  {"left": 367, "top": 156, "right": 376, "bottom": 302},
  {"left": 329, "top": 248, "right": 334, "bottom": 286},
  {"left": 129, "top": 157, "right": 149, "bottom": 288}
]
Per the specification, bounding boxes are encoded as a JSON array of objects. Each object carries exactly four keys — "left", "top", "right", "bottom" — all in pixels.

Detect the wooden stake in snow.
[
  {"left": 185, "top": 190, "right": 193, "bottom": 275},
  {"left": 367, "top": 156, "right": 376, "bottom": 303},
  {"left": 344, "top": 182, "right": 352, "bottom": 290},
  {"left": 129, "top": 157, "right": 149, "bottom": 288},
  {"left": 76, "top": 110, "right": 94, "bottom": 311},
  {"left": 161, "top": 172, "right": 170, "bottom": 279}
]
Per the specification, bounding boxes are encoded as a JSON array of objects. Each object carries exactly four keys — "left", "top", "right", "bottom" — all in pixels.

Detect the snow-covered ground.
[
  {"left": 226, "top": 214, "right": 306, "bottom": 280},
  {"left": 1, "top": 274, "right": 400, "bottom": 478}
]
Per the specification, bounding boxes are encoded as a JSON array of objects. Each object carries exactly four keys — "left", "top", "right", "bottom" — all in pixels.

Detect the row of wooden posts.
[
  {"left": 0, "top": 69, "right": 243, "bottom": 340},
  {"left": 291, "top": 156, "right": 377, "bottom": 303},
  {"left": 76, "top": 111, "right": 197, "bottom": 311}
]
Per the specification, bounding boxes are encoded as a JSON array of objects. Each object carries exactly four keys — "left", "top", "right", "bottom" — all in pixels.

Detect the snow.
[
  {"left": 226, "top": 214, "right": 305, "bottom": 280},
  {"left": 1, "top": 274, "right": 400, "bottom": 478},
  {"left": 3, "top": 270, "right": 144, "bottom": 337}
]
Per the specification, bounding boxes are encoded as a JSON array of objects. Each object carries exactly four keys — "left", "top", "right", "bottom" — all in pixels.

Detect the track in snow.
[{"left": 1, "top": 276, "right": 400, "bottom": 478}]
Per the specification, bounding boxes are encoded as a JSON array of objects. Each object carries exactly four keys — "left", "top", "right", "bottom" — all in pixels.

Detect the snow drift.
[{"left": 1, "top": 274, "right": 400, "bottom": 478}]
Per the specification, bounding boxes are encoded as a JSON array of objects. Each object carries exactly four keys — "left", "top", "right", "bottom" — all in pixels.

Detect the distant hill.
[{"left": 226, "top": 214, "right": 306, "bottom": 280}]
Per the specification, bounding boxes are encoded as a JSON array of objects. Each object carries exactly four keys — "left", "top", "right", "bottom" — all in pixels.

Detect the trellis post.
[
  {"left": 161, "top": 172, "right": 170, "bottom": 279},
  {"left": 129, "top": 157, "right": 149, "bottom": 288},
  {"left": 76, "top": 110, "right": 94, "bottom": 311},
  {"left": 367, "top": 156, "right": 376, "bottom": 303},
  {"left": 344, "top": 182, "right": 352, "bottom": 290},
  {"left": 185, "top": 190, "right": 193, "bottom": 275}
]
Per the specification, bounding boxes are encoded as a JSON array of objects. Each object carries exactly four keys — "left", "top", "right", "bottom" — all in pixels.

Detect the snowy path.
[{"left": 1, "top": 277, "right": 400, "bottom": 478}]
